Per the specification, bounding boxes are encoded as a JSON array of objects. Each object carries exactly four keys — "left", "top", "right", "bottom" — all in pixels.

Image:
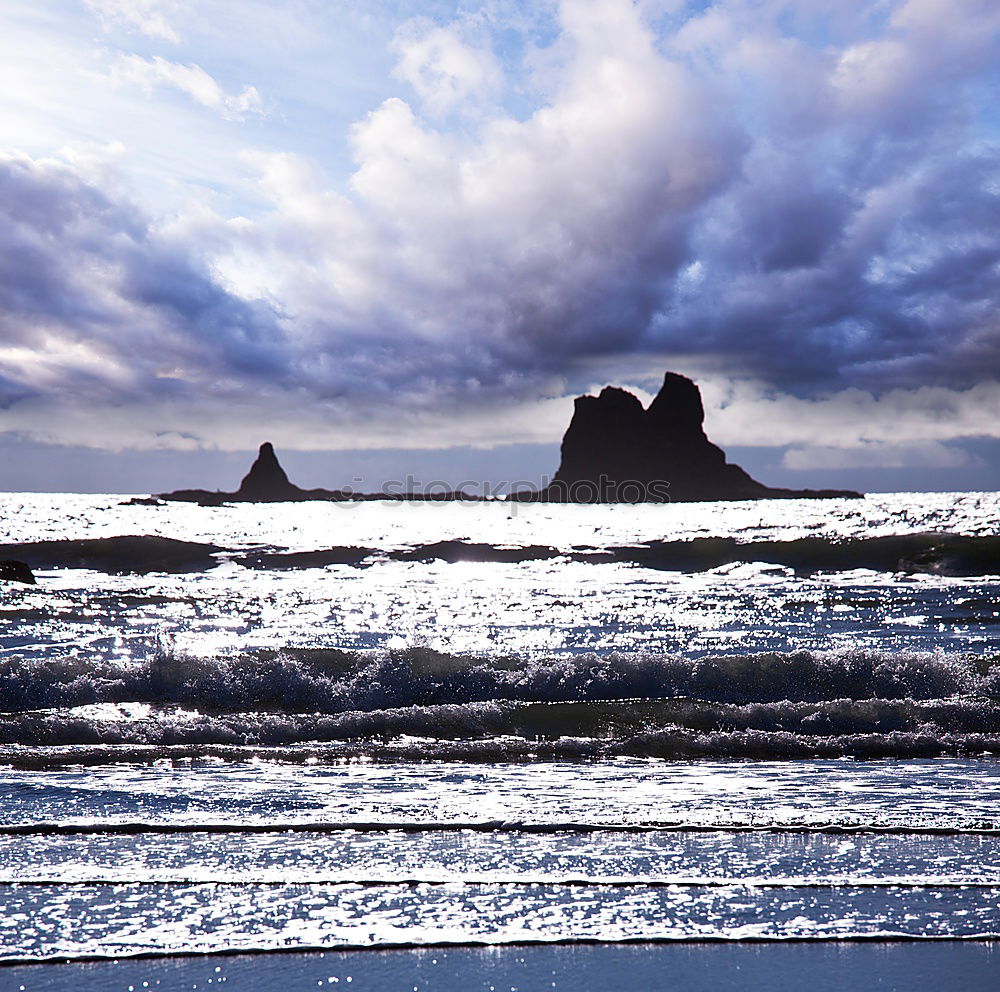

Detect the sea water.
[{"left": 0, "top": 493, "right": 998, "bottom": 987}]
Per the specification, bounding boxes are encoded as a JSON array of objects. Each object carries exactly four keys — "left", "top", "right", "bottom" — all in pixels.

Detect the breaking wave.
[
  {"left": 3, "top": 645, "right": 997, "bottom": 712},
  {"left": 1, "top": 646, "right": 999, "bottom": 761}
]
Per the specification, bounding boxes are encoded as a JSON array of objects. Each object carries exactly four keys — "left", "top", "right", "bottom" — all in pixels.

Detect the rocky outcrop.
[
  {"left": 236, "top": 442, "right": 307, "bottom": 501},
  {"left": 0, "top": 539, "right": 222, "bottom": 574},
  {"left": 155, "top": 380, "right": 861, "bottom": 506},
  {"left": 159, "top": 441, "right": 495, "bottom": 504},
  {"left": 534, "top": 372, "right": 861, "bottom": 502},
  {"left": 0, "top": 560, "right": 35, "bottom": 584},
  {"left": 159, "top": 443, "right": 351, "bottom": 504}
]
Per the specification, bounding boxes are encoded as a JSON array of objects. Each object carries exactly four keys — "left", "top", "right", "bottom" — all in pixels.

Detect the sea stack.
[
  {"left": 158, "top": 441, "right": 336, "bottom": 503},
  {"left": 539, "top": 372, "right": 861, "bottom": 502},
  {"left": 236, "top": 442, "right": 305, "bottom": 501}
]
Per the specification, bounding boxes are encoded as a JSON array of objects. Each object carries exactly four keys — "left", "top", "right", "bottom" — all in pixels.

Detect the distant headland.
[{"left": 157, "top": 372, "right": 862, "bottom": 504}]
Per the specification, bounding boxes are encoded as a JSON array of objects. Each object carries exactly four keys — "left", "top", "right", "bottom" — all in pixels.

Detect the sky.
[{"left": 1, "top": 0, "right": 1000, "bottom": 493}]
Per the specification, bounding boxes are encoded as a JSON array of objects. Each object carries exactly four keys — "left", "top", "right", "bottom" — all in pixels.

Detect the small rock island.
[
  {"left": 159, "top": 442, "right": 347, "bottom": 504},
  {"left": 233, "top": 442, "right": 310, "bottom": 501}
]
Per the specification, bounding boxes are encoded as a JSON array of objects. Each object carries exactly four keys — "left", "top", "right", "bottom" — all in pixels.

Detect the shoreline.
[{"left": 5, "top": 940, "right": 997, "bottom": 992}]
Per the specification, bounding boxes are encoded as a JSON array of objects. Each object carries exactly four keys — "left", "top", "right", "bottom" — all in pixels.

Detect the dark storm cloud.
[
  {"left": 226, "top": 0, "right": 1000, "bottom": 405},
  {"left": 0, "top": 154, "right": 287, "bottom": 406},
  {"left": 652, "top": 142, "right": 1000, "bottom": 391}
]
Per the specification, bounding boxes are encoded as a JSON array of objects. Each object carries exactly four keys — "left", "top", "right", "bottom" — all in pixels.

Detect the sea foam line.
[
  {"left": 3, "top": 877, "right": 997, "bottom": 890},
  {"left": 3, "top": 820, "right": 999, "bottom": 836},
  {"left": 3, "top": 932, "right": 1000, "bottom": 969}
]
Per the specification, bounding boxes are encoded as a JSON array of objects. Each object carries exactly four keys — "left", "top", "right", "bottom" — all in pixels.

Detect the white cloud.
[
  {"left": 831, "top": 0, "right": 1000, "bottom": 123},
  {"left": 392, "top": 21, "right": 503, "bottom": 116},
  {"left": 781, "top": 441, "right": 983, "bottom": 471},
  {"left": 108, "top": 55, "right": 265, "bottom": 121},
  {"left": 701, "top": 378, "right": 1000, "bottom": 450},
  {"left": 0, "top": 388, "right": 574, "bottom": 454},
  {"left": 84, "top": 0, "right": 184, "bottom": 43},
  {"left": 0, "top": 150, "right": 285, "bottom": 409},
  {"left": 234, "top": 0, "right": 738, "bottom": 366}
]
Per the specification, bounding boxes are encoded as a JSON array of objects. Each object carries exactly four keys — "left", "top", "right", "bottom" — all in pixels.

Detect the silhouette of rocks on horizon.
[
  {"left": 159, "top": 442, "right": 335, "bottom": 505},
  {"left": 157, "top": 442, "right": 474, "bottom": 504},
  {"left": 525, "top": 371, "right": 861, "bottom": 502},
  {"left": 157, "top": 375, "right": 861, "bottom": 504}
]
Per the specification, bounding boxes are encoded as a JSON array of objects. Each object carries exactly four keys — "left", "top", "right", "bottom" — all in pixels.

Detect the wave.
[
  {"left": 2, "top": 731, "right": 1000, "bottom": 766},
  {"left": 4, "top": 531, "right": 1000, "bottom": 576},
  {"left": 4, "top": 817, "right": 997, "bottom": 836},
  {"left": 388, "top": 533, "right": 1000, "bottom": 577},
  {"left": 13, "top": 695, "right": 1000, "bottom": 743},
  {"left": 601, "top": 533, "right": 1000, "bottom": 576},
  {"left": 2, "top": 646, "right": 996, "bottom": 713},
  {"left": 0, "top": 536, "right": 223, "bottom": 574},
  {"left": 3, "top": 700, "right": 1000, "bottom": 758},
  {"left": 239, "top": 532, "right": 1000, "bottom": 576},
  {"left": 1, "top": 646, "right": 999, "bottom": 759},
  {"left": 5, "top": 931, "right": 999, "bottom": 971}
]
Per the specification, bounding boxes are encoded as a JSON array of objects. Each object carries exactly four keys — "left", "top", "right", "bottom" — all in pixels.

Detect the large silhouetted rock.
[
  {"left": 537, "top": 372, "right": 861, "bottom": 502},
  {"left": 237, "top": 442, "right": 304, "bottom": 501}
]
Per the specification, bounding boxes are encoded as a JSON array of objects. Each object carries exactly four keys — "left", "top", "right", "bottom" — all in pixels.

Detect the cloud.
[
  {"left": 702, "top": 378, "right": 1000, "bottom": 447},
  {"left": 0, "top": 148, "right": 569, "bottom": 451},
  {"left": 781, "top": 441, "right": 983, "bottom": 471},
  {"left": 2, "top": 0, "right": 1000, "bottom": 459},
  {"left": 0, "top": 152, "right": 285, "bottom": 415},
  {"left": 226, "top": 0, "right": 739, "bottom": 370},
  {"left": 0, "top": 387, "right": 574, "bottom": 454},
  {"left": 392, "top": 20, "right": 503, "bottom": 116},
  {"left": 108, "top": 55, "right": 265, "bottom": 120},
  {"left": 216, "top": 0, "right": 1000, "bottom": 396},
  {"left": 646, "top": 0, "right": 1000, "bottom": 389},
  {"left": 84, "top": 0, "right": 183, "bottom": 43}
]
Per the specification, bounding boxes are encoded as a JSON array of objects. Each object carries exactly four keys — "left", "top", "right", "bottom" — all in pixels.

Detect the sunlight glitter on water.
[{"left": 2, "top": 493, "right": 1000, "bottom": 960}]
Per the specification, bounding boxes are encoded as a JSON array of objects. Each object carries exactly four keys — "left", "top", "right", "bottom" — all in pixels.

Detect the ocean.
[{"left": 1, "top": 492, "right": 998, "bottom": 989}]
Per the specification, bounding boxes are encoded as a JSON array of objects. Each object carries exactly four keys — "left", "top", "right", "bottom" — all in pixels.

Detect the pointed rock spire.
[{"left": 237, "top": 442, "right": 303, "bottom": 500}]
